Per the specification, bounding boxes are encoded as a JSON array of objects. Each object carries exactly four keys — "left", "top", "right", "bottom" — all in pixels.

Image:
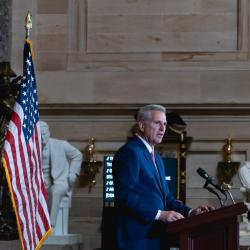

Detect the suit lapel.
[
  {"left": 143, "top": 150, "right": 165, "bottom": 195},
  {"left": 132, "top": 136, "right": 166, "bottom": 197}
]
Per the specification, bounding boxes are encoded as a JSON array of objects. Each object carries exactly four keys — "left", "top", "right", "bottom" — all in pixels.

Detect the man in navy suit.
[{"left": 112, "top": 104, "right": 212, "bottom": 250}]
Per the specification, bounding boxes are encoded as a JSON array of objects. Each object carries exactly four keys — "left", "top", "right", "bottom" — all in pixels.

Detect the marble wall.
[{"left": 10, "top": 0, "right": 250, "bottom": 105}]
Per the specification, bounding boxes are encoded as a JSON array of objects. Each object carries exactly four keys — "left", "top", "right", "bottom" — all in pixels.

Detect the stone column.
[{"left": 0, "top": 0, "right": 11, "bottom": 62}]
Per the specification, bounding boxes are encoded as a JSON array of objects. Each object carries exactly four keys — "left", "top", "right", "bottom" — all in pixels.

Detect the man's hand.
[
  {"left": 158, "top": 210, "right": 184, "bottom": 223},
  {"left": 68, "top": 173, "right": 77, "bottom": 187},
  {"left": 190, "top": 205, "right": 215, "bottom": 216}
]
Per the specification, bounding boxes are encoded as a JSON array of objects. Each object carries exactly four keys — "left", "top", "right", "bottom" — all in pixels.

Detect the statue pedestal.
[
  {"left": 240, "top": 234, "right": 250, "bottom": 247},
  {"left": 43, "top": 234, "right": 82, "bottom": 250},
  {"left": 0, "top": 235, "right": 82, "bottom": 250},
  {"left": 0, "top": 240, "right": 21, "bottom": 250}
]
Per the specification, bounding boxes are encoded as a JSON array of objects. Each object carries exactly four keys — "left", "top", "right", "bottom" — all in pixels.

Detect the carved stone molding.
[
  {"left": 66, "top": 0, "right": 249, "bottom": 72},
  {"left": 39, "top": 103, "right": 250, "bottom": 116}
]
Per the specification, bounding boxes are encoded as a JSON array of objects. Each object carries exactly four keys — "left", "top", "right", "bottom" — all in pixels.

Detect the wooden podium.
[{"left": 165, "top": 202, "right": 246, "bottom": 250}]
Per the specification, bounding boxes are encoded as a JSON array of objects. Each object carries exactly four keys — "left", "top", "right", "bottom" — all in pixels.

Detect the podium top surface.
[{"left": 165, "top": 202, "right": 247, "bottom": 234}]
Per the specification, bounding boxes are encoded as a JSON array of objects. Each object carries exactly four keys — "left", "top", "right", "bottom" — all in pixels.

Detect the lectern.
[{"left": 165, "top": 202, "right": 246, "bottom": 250}]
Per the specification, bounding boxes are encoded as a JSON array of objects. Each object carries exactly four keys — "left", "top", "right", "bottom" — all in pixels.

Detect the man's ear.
[{"left": 138, "top": 121, "right": 144, "bottom": 132}]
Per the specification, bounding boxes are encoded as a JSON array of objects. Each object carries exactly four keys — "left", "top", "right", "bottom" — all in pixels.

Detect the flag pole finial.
[{"left": 25, "top": 11, "right": 32, "bottom": 39}]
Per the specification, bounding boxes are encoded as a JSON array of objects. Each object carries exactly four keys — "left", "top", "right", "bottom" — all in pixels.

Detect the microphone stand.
[
  {"left": 226, "top": 190, "right": 235, "bottom": 205},
  {"left": 221, "top": 183, "right": 236, "bottom": 205},
  {"left": 203, "top": 181, "right": 227, "bottom": 207}
]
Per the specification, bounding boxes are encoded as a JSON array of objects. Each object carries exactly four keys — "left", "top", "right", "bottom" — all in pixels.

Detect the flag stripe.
[
  {"left": 25, "top": 143, "right": 37, "bottom": 246},
  {"left": 2, "top": 39, "right": 51, "bottom": 250},
  {"left": 18, "top": 118, "right": 37, "bottom": 248},
  {"left": 5, "top": 120, "right": 33, "bottom": 249},
  {"left": 3, "top": 145, "right": 30, "bottom": 250}
]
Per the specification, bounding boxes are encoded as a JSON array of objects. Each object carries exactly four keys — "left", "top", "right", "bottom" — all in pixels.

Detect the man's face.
[{"left": 138, "top": 110, "right": 167, "bottom": 146}]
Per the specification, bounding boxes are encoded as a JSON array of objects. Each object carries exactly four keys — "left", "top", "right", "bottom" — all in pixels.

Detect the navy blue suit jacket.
[{"left": 112, "top": 136, "right": 191, "bottom": 250}]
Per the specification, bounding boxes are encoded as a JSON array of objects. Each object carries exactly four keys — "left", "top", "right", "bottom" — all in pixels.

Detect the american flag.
[{"left": 2, "top": 39, "right": 52, "bottom": 250}]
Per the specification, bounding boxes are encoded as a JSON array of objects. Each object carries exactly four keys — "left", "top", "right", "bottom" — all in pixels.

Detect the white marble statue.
[
  {"left": 239, "top": 161, "right": 250, "bottom": 235},
  {"left": 40, "top": 121, "right": 83, "bottom": 235}
]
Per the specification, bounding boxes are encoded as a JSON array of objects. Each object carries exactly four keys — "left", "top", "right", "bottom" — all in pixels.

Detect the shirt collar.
[{"left": 136, "top": 134, "right": 154, "bottom": 153}]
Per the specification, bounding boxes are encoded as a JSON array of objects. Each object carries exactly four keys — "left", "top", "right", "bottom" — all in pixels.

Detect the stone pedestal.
[
  {"left": 240, "top": 235, "right": 250, "bottom": 249},
  {"left": 0, "top": 240, "right": 21, "bottom": 250},
  {"left": 43, "top": 234, "right": 83, "bottom": 250},
  {"left": 53, "top": 196, "right": 71, "bottom": 236}
]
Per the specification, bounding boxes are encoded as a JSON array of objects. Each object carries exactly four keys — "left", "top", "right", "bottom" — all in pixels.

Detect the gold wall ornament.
[
  {"left": 85, "top": 138, "right": 95, "bottom": 162},
  {"left": 223, "top": 137, "right": 232, "bottom": 162},
  {"left": 217, "top": 137, "right": 240, "bottom": 186},
  {"left": 80, "top": 138, "right": 102, "bottom": 191}
]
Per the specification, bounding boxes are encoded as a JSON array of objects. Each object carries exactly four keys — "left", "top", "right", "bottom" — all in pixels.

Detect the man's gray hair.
[{"left": 136, "top": 104, "right": 166, "bottom": 121}]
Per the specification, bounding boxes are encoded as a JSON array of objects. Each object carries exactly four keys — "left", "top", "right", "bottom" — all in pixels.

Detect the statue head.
[{"left": 40, "top": 121, "right": 50, "bottom": 147}]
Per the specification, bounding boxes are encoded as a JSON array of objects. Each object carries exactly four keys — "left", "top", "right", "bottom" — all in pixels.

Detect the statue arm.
[{"left": 63, "top": 141, "right": 83, "bottom": 186}]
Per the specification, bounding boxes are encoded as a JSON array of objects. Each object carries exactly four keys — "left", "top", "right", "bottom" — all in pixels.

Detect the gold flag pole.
[{"left": 25, "top": 11, "right": 32, "bottom": 39}]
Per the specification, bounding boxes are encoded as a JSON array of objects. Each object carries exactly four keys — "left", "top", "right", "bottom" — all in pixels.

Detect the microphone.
[{"left": 197, "top": 168, "right": 225, "bottom": 195}]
